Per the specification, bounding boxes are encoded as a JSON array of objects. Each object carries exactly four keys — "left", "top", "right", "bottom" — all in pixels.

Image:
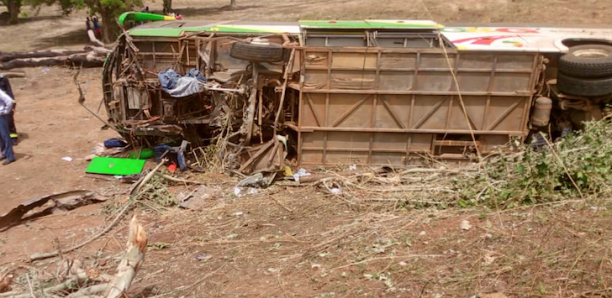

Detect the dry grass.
[{"left": 117, "top": 181, "right": 612, "bottom": 297}]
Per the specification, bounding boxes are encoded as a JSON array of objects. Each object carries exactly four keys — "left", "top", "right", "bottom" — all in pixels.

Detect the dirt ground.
[{"left": 1, "top": 0, "right": 612, "bottom": 297}]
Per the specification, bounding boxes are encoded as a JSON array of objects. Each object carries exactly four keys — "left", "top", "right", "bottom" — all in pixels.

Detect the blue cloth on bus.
[
  {"left": 186, "top": 68, "right": 207, "bottom": 82},
  {"left": 158, "top": 68, "right": 206, "bottom": 97},
  {"left": 158, "top": 69, "right": 182, "bottom": 90}
]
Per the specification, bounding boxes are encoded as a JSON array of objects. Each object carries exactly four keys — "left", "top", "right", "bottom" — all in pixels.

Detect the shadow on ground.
[
  {"left": 179, "top": 5, "right": 261, "bottom": 17},
  {"left": 35, "top": 27, "right": 89, "bottom": 49},
  {"left": 0, "top": 15, "right": 64, "bottom": 26}
]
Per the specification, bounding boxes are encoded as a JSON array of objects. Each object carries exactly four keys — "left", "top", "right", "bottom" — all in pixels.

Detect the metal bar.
[
  {"left": 304, "top": 67, "right": 535, "bottom": 73},
  {"left": 445, "top": 96, "right": 454, "bottom": 130},
  {"left": 327, "top": 49, "right": 332, "bottom": 89},
  {"left": 297, "top": 90, "right": 304, "bottom": 165},
  {"left": 299, "top": 127, "right": 525, "bottom": 135},
  {"left": 406, "top": 94, "right": 416, "bottom": 163},
  {"left": 273, "top": 48, "right": 296, "bottom": 135},
  {"left": 330, "top": 94, "right": 371, "bottom": 127},
  {"left": 481, "top": 55, "right": 497, "bottom": 130},
  {"left": 367, "top": 49, "right": 382, "bottom": 164},
  {"left": 305, "top": 93, "right": 324, "bottom": 127},
  {"left": 151, "top": 42, "right": 156, "bottom": 69},
  {"left": 405, "top": 134, "right": 412, "bottom": 165},
  {"left": 323, "top": 49, "right": 332, "bottom": 163},
  {"left": 380, "top": 95, "right": 406, "bottom": 129},
  {"left": 290, "top": 90, "right": 295, "bottom": 122},
  {"left": 195, "top": 39, "right": 200, "bottom": 71},
  {"left": 301, "top": 46, "right": 459, "bottom": 54},
  {"left": 521, "top": 54, "right": 543, "bottom": 134},
  {"left": 411, "top": 97, "right": 446, "bottom": 129},
  {"left": 186, "top": 40, "right": 190, "bottom": 68},
  {"left": 301, "top": 147, "right": 427, "bottom": 154},
  {"left": 324, "top": 49, "right": 331, "bottom": 163},
  {"left": 486, "top": 100, "right": 522, "bottom": 131},
  {"left": 301, "top": 89, "right": 533, "bottom": 96},
  {"left": 482, "top": 95, "right": 491, "bottom": 129}
]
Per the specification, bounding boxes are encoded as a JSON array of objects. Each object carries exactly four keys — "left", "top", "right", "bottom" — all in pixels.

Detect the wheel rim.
[{"left": 573, "top": 48, "right": 610, "bottom": 59}]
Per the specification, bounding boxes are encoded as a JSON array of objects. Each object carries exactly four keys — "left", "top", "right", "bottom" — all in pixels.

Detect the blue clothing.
[
  {"left": 0, "top": 114, "right": 14, "bottom": 162},
  {"left": 157, "top": 68, "right": 205, "bottom": 97}
]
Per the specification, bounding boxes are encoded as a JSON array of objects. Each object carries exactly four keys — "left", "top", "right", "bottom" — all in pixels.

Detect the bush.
[{"left": 456, "top": 119, "right": 612, "bottom": 208}]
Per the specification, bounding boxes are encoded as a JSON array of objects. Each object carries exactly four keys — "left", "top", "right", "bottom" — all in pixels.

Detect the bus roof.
[{"left": 126, "top": 18, "right": 612, "bottom": 53}]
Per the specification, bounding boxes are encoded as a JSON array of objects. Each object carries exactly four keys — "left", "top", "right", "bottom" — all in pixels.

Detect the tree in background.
[
  {"left": 80, "top": 0, "right": 143, "bottom": 43},
  {"left": 1, "top": 0, "right": 22, "bottom": 24},
  {"left": 230, "top": 0, "right": 236, "bottom": 9},
  {"left": 162, "top": 0, "right": 170, "bottom": 13},
  {"left": 27, "top": 0, "right": 141, "bottom": 43}
]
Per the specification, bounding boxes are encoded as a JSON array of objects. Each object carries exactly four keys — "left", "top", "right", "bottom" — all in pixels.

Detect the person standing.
[
  {"left": 0, "top": 75, "right": 17, "bottom": 145},
  {"left": 92, "top": 16, "right": 101, "bottom": 38},
  {"left": 0, "top": 89, "right": 15, "bottom": 165}
]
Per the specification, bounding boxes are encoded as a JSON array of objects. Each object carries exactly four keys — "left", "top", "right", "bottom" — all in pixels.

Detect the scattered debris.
[
  {"left": 61, "top": 156, "right": 73, "bottom": 162},
  {"left": 330, "top": 187, "right": 342, "bottom": 195},
  {"left": 4, "top": 215, "right": 146, "bottom": 297},
  {"left": 0, "top": 190, "right": 106, "bottom": 230},
  {"left": 178, "top": 185, "right": 220, "bottom": 209},
  {"left": 460, "top": 220, "right": 472, "bottom": 231},
  {"left": 236, "top": 173, "right": 269, "bottom": 188},
  {"left": 479, "top": 293, "right": 508, "bottom": 298},
  {"left": 103, "top": 138, "right": 128, "bottom": 148},
  {"left": 0, "top": 271, "right": 13, "bottom": 293},
  {"left": 293, "top": 168, "right": 311, "bottom": 183},
  {"left": 233, "top": 187, "right": 259, "bottom": 197}
]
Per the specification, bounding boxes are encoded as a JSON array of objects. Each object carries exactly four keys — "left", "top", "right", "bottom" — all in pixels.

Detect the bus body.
[{"left": 102, "top": 19, "right": 612, "bottom": 173}]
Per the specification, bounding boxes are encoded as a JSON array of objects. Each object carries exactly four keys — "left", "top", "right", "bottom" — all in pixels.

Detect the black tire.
[
  {"left": 557, "top": 72, "right": 612, "bottom": 97},
  {"left": 559, "top": 45, "right": 612, "bottom": 78},
  {"left": 230, "top": 42, "right": 284, "bottom": 63}
]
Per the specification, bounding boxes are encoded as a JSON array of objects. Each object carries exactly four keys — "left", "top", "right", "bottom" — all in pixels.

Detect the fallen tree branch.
[
  {"left": 104, "top": 215, "right": 147, "bottom": 298},
  {"left": 154, "top": 172, "right": 206, "bottom": 185},
  {"left": 0, "top": 70, "right": 25, "bottom": 78},
  {"left": 0, "top": 272, "right": 111, "bottom": 298},
  {"left": 87, "top": 30, "right": 105, "bottom": 48},
  {"left": 134, "top": 160, "right": 167, "bottom": 195},
  {"left": 66, "top": 283, "right": 108, "bottom": 297},
  {"left": 0, "top": 49, "right": 91, "bottom": 62},
  {"left": 0, "top": 52, "right": 104, "bottom": 70}
]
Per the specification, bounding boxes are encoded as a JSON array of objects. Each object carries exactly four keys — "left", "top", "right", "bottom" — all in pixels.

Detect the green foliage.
[
  {"left": 455, "top": 119, "right": 612, "bottom": 208},
  {"left": 25, "top": 0, "right": 142, "bottom": 41}
]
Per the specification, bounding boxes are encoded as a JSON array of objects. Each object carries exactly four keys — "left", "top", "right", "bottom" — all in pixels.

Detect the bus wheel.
[
  {"left": 230, "top": 41, "right": 284, "bottom": 63},
  {"left": 559, "top": 45, "right": 612, "bottom": 78},
  {"left": 557, "top": 72, "right": 612, "bottom": 97}
]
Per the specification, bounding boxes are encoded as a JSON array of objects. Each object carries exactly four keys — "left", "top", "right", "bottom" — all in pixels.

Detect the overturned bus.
[{"left": 100, "top": 16, "right": 612, "bottom": 174}]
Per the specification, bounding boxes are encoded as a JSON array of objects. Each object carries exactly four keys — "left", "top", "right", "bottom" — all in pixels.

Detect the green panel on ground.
[{"left": 86, "top": 157, "right": 146, "bottom": 176}]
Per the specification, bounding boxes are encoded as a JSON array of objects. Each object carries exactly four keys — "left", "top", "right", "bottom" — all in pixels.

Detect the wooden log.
[
  {"left": 0, "top": 70, "right": 25, "bottom": 78},
  {"left": 0, "top": 49, "right": 91, "bottom": 62},
  {"left": 87, "top": 29, "right": 105, "bottom": 48},
  {"left": 104, "top": 215, "right": 148, "bottom": 298},
  {"left": 0, "top": 52, "right": 104, "bottom": 70}
]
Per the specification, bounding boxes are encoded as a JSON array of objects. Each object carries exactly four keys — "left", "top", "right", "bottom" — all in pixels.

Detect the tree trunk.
[
  {"left": 230, "top": 0, "right": 237, "bottom": 9},
  {"left": 0, "top": 52, "right": 104, "bottom": 70},
  {"left": 7, "top": 0, "right": 21, "bottom": 24},
  {"left": 99, "top": 5, "right": 120, "bottom": 44},
  {"left": 163, "top": 0, "right": 172, "bottom": 13},
  {"left": 0, "top": 49, "right": 91, "bottom": 62},
  {"left": 104, "top": 215, "right": 147, "bottom": 298}
]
